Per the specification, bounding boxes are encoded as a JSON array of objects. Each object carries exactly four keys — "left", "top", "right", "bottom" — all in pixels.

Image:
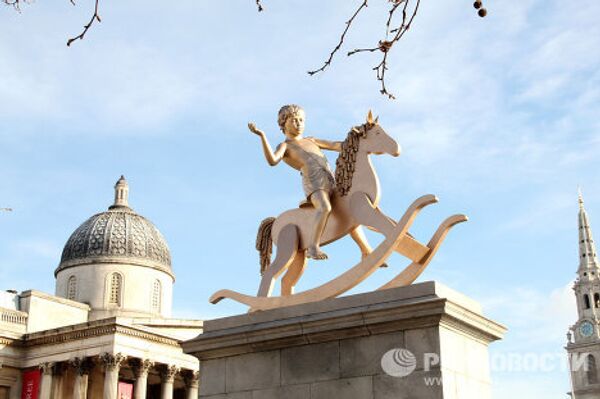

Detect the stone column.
[
  {"left": 132, "top": 359, "right": 154, "bottom": 399},
  {"left": 70, "top": 357, "right": 94, "bottom": 399},
  {"left": 51, "top": 363, "right": 67, "bottom": 399},
  {"left": 160, "top": 365, "right": 179, "bottom": 399},
  {"left": 100, "top": 353, "right": 127, "bottom": 399},
  {"left": 183, "top": 371, "right": 199, "bottom": 399},
  {"left": 38, "top": 363, "right": 54, "bottom": 399}
]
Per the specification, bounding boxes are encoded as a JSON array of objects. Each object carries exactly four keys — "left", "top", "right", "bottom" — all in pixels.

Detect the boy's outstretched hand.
[{"left": 248, "top": 122, "right": 265, "bottom": 137}]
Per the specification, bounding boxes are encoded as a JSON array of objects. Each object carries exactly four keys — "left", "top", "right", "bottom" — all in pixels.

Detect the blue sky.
[{"left": 1, "top": 0, "right": 599, "bottom": 397}]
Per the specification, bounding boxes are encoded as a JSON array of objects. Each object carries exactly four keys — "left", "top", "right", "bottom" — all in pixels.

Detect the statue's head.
[{"left": 278, "top": 105, "right": 305, "bottom": 137}]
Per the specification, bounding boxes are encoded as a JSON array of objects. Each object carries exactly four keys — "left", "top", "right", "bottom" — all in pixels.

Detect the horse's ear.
[
  {"left": 374, "top": 116, "right": 379, "bottom": 124},
  {"left": 367, "top": 110, "right": 374, "bottom": 124}
]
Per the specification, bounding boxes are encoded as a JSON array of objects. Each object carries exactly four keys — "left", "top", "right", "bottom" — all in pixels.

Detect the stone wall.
[
  {"left": 19, "top": 290, "right": 89, "bottom": 333},
  {"left": 199, "top": 329, "right": 445, "bottom": 399},
  {"left": 0, "top": 365, "right": 21, "bottom": 399}
]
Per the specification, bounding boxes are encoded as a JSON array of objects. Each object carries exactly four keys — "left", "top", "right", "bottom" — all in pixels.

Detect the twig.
[
  {"left": 385, "top": 0, "right": 405, "bottom": 37},
  {"left": 307, "top": 0, "right": 368, "bottom": 76},
  {"left": 2, "top": 0, "right": 22, "bottom": 11},
  {"left": 67, "top": 0, "right": 101, "bottom": 47},
  {"left": 4, "top": 0, "right": 101, "bottom": 44},
  {"left": 347, "top": 0, "right": 420, "bottom": 99},
  {"left": 379, "top": 0, "right": 420, "bottom": 98}
]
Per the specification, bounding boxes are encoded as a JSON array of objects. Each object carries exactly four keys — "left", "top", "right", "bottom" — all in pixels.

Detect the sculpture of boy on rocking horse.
[
  {"left": 210, "top": 106, "right": 467, "bottom": 312},
  {"left": 248, "top": 104, "right": 378, "bottom": 262}
]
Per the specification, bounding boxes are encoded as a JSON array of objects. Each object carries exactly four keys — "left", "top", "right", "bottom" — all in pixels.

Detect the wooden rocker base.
[{"left": 209, "top": 196, "right": 466, "bottom": 312}]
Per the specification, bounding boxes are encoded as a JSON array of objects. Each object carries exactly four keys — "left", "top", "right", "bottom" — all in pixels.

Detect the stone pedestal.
[{"left": 183, "top": 281, "right": 506, "bottom": 399}]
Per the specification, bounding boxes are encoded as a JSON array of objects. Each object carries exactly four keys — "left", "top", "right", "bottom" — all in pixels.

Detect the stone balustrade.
[{"left": 0, "top": 308, "right": 27, "bottom": 325}]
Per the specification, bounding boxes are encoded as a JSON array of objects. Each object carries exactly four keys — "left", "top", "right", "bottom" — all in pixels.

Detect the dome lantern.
[{"left": 109, "top": 175, "right": 130, "bottom": 210}]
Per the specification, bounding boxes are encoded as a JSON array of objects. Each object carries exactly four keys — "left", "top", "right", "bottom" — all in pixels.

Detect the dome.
[{"left": 55, "top": 176, "right": 172, "bottom": 277}]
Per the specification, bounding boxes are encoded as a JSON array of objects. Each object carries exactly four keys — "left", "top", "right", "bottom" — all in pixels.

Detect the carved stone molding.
[
  {"left": 69, "top": 357, "right": 94, "bottom": 376},
  {"left": 39, "top": 362, "right": 55, "bottom": 375},
  {"left": 182, "top": 370, "right": 200, "bottom": 388},
  {"left": 131, "top": 359, "right": 154, "bottom": 378},
  {"left": 160, "top": 365, "right": 180, "bottom": 383},
  {"left": 100, "top": 353, "right": 127, "bottom": 371},
  {"left": 24, "top": 324, "right": 180, "bottom": 348}
]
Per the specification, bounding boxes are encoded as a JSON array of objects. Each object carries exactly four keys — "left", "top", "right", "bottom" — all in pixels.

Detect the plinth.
[{"left": 183, "top": 281, "right": 506, "bottom": 399}]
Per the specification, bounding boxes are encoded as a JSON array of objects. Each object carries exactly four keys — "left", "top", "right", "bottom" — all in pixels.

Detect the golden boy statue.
[{"left": 248, "top": 105, "right": 342, "bottom": 260}]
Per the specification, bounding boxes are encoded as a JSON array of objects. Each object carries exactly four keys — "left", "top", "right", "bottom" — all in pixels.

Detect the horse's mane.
[{"left": 335, "top": 123, "right": 373, "bottom": 197}]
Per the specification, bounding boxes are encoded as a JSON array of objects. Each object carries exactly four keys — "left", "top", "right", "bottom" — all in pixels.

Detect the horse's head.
[
  {"left": 335, "top": 111, "right": 400, "bottom": 197},
  {"left": 360, "top": 110, "right": 401, "bottom": 157}
]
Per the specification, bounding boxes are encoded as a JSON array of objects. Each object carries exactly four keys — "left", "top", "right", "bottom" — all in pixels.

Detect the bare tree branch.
[
  {"left": 4, "top": 0, "right": 102, "bottom": 46},
  {"left": 5, "top": 0, "right": 485, "bottom": 99},
  {"left": 67, "top": 0, "right": 101, "bottom": 47},
  {"left": 2, "top": 0, "right": 23, "bottom": 12},
  {"left": 346, "top": 0, "right": 421, "bottom": 99},
  {"left": 302, "top": 0, "right": 422, "bottom": 99},
  {"left": 307, "top": 0, "right": 369, "bottom": 76},
  {"left": 386, "top": 0, "right": 404, "bottom": 36}
]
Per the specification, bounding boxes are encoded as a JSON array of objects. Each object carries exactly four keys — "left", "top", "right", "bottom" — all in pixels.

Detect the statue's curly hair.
[{"left": 277, "top": 104, "right": 304, "bottom": 131}]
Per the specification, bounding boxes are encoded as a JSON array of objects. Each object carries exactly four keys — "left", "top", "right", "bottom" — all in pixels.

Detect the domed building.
[
  {"left": 0, "top": 177, "right": 202, "bottom": 399},
  {"left": 55, "top": 176, "right": 174, "bottom": 321}
]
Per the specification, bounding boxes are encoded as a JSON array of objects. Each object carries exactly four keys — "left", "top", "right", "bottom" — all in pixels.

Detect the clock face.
[{"left": 580, "top": 321, "right": 595, "bottom": 337}]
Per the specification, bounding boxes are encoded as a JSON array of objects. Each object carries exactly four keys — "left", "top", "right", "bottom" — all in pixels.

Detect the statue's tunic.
[{"left": 285, "top": 138, "right": 335, "bottom": 200}]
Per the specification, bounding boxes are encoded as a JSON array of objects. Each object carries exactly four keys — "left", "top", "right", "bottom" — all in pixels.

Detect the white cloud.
[
  {"left": 497, "top": 191, "right": 574, "bottom": 234},
  {"left": 482, "top": 283, "right": 576, "bottom": 398},
  {"left": 482, "top": 283, "right": 575, "bottom": 349},
  {"left": 493, "top": 374, "right": 570, "bottom": 399}
]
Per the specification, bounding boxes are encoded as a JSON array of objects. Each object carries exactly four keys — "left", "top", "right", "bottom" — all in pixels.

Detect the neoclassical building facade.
[{"left": 0, "top": 177, "right": 202, "bottom": 399}]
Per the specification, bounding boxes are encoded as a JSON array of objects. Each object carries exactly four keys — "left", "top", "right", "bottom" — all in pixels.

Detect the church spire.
[
  {"left": 109, "top": 175, "right": 131, "bottom": 210},
  {"left": 568, "top": 190, "right": 600, "bottom": 397},
  {"left": 578, "top": 190, "right": 599, "bottom": 274}
]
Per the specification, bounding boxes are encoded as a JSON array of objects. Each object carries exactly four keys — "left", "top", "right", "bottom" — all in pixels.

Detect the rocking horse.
[{"left": 210, "top": 112, "right": 467, "bottom": 312}]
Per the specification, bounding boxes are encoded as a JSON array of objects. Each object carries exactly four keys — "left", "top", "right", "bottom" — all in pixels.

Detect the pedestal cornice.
[{"left": 183, "top": 281, "right": 506, "bottom": 360}]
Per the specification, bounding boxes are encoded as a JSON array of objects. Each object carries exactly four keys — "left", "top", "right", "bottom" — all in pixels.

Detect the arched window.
[
  {"left": 152, "top": 280, "right": 161, "bottom": 313},
  {"left": 587, "top": 354, "right": 598, "bottom": 385},
  {"left": 109, "top": 273, "right": 123, "bottom": 306},
  {"left": 595, "top": 293, "right": 600, "bottom": 308},
  {"left": 67, "top": 276, "right": 77, "bottom": 300},
  {"left": 584, "top": 294, "right": 591, "bottom": 309}
]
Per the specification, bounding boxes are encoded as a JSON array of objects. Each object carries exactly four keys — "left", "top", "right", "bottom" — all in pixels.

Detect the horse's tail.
[{"left": 256, "top": 217, "right": 276, "bottom": 275}]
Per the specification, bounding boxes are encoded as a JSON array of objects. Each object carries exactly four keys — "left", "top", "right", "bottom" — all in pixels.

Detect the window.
[
  {"left": 587, "top": 354, "right": 598, "bottom": 385},
  {"left": 109, "top": 273, "right": 123, "bottom": 306},
  {"left": 596, "top": 293, "right": 600, "bottom": 308},
  {"left": 67, "top": 275, "right": 77, "bottom": 300},
  {"left": 584, "top": 294, "right": 591, "bottom": 309},
  {"left": 152, "top": 280, "right": 161, "bottom": 313}
]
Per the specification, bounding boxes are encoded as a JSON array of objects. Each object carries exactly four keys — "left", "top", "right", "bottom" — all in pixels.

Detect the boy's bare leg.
[
  {"left": 307, "top": 190, "right": 332, "bottom": 260},
  {"left": 350, "top": 226, "right": 388, "bottom": 267},
  {"left": 350, "top": 226, "right": 372, "bottom": 259}
]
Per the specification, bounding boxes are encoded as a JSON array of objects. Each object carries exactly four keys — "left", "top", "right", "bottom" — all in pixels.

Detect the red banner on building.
[
  {"left": 118, "top": 382, "right": 133, "bottom": 399},
  {"left": 20, "top": 369, "right": 40, "bottom": 399}
]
